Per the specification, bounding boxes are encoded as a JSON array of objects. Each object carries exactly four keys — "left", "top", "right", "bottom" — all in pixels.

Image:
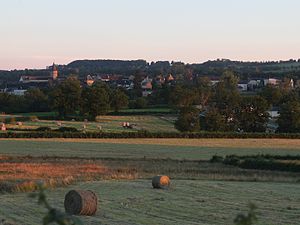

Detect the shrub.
[
  {"left": 134, "top": 97, "right": 148, "bottom": 109},
  {"left": 223, "top": 156, "right": 240, "bottom": 166},
  {"left": 223, "top": 154, "right": 300, "bottom": 172},
  {"left": 210, "top": 155, "right": 224, "bottom": 163},
  {"left": 234, "top": 203, "right": 258, "bottom": 225},
  {"left": 36, "top": 127, "right": 52, "bottom": 132},
  {"left": 56, "top": 127, "right": 79, "bottom": 132}
]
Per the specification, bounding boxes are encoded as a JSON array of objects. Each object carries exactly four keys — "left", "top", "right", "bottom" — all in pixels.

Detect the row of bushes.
[
  {"left": 224, "top": 154, "right": 300, "bottom": 161},
  {"left": 7, "top": 127, "right": 79, "bottom": 132},
  {"left": 211, "top": 155, "right": 300, "bottom": 173},
  {"left": 1, "top": 131, "right": 300, "bottom": 139},
  {"left": 2, "top": 115, "right": 57, "bottom": 124}
]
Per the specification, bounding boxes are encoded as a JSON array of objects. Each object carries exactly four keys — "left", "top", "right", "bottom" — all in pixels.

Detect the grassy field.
[
  {"left": 3, "top": 115, "right": 177, "bottom": 133},
  {"left": 0, "top": 180, "right": 299, "bottom": 225},
  {"left": 0, "top": 139, "right": 300, "bottom": 225},
  {"left": 1, "top": 139, "right": 300, "bottom": 160}
]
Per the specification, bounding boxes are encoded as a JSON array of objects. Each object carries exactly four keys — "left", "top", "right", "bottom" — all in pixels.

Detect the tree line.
[
  {"left": 0, "top": 77, "right": 129, "bottom": 120},
  {"left": 1, "top": 72, "right": 300, "bottom": 133},
  {"left": 170, "top": 71, "right": 300, "bottom": 133}
]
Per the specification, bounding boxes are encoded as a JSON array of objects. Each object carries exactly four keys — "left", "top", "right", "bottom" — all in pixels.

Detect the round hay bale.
[
  {"left": 64, "top": 190, "right": 98, "bottom": 216},
  {"left": 152, "top": 175, "right": 170, "bottom": 189}
]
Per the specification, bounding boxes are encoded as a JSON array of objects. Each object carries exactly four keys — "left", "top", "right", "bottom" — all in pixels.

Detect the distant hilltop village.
[
  {"left": 19, "top": 63, "right": 59, "bottom": 84},
  {"left": 1, "top": 61, "right": 176, "bottom": 97},
  {"left": 1, "top": 59, "right": 300, "bottom": 96}
]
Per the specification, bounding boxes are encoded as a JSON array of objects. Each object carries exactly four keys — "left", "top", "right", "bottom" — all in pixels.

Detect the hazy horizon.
[{"left": 1, "top": 0, "right": 300, "bottom": 70}]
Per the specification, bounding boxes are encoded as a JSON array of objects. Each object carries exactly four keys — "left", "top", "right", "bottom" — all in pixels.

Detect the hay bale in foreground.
[
  {"left": 152, "top": 175, "right": 170, "bottom": 189},
  {"left": 64, "top": 190, "right": 98, "bottom": 216}
]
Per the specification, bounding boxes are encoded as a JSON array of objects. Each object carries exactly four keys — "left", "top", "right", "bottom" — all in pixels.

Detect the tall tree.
[
  {"left": 81, "top": 83, "right": 110, "bottom": 119},
  {"left": 260, "top": 84, "right": 282, "bottom": 107},
  {"left": 238, "top": 96, "right": 269, "bottom": 132},
  {"left": 169, "top": 84, "right": 196, "bottom": 108},
  {"left": 51, "top": 77, "right": 81, "bottom": 118},
  {"left": 278, "top": 100, "right": 300, "bottom": 133},
  {"left": 175, "top": 107, "right": 200, "bottom": 132},
  {"left": 25, "top": 88, "right": 49, "bottom": 112},
  {"left": 203, "top": 107, "right": 226, "bottom": 132},
  {"left": 194, "top": 76, "right": 212, "bottom": 108},
  {"left": 212, "top": 71, "right": 241, "bottom": 131},
  {"left": 111, "top": 89, "right": 129, "bottom": 112}
]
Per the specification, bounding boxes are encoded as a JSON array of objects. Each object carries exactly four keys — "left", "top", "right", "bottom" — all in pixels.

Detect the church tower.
[{"left": 51, "top": 63, "right": 58, "bottom": 80}]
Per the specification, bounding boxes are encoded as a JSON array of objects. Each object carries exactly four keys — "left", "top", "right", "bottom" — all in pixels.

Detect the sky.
[{"left": 0, "top": 0, "right": 300, "bottom": 70}]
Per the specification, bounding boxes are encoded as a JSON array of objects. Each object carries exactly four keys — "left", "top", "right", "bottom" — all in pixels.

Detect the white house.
[
  {"left": 8, "top": 89, "right": 27, "bottom": 96},
  {"left": 238, "top": 83, "right": 248, "bottom": 92},
  {"left": 264, "top": 78, "right": 280, "bottom": 86}
]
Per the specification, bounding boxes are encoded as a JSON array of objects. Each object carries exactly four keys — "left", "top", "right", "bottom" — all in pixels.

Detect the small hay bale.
[
  {"left": 64, "top": 190, "right": 98, "bottom": 216},
  {"left": 152, "top": 175, "right": 170, "bottom": 189}
]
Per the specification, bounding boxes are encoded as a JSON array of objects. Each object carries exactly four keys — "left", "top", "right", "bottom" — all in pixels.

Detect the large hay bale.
[
  {"left": 152, "top": 175, "right": 170, "bottom": 189},
  {"left": 64, "top": 190, "right": 98, "bottom": 216}
]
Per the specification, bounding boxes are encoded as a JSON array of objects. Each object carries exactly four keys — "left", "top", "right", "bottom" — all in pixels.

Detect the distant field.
[
  {"left": 3, "top": 115, "right": 177, "bottom": 133},
  {"left": 1, "top": 139, "right": 300, "bottom": 160},
  {"left": 1, "top": 180, "right": 299, "bottom": 225}
]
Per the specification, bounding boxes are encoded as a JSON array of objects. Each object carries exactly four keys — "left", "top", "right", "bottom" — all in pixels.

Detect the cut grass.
[
  {"left": 0, "top": 139, "right": 300, "bottom": 224},
  {"left": 1, "top": 140, "right": 300, "bottom": 160},
  {"left": 5, "top": 138, "right": 300, "bottom": 149},
  {"left": 5, "top": 115, "right": 178, "bottom": 133},
  {"left": 0, "top": 180, "right": 299, "bottom": 225}
]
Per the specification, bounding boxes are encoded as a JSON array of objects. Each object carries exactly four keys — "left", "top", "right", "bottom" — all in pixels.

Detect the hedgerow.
[
  {"left": 218, "top": 154, "right": 300, "bottom": 173},
  {"left": 1, "top": 131, "right": 300, "bottom": 139}
]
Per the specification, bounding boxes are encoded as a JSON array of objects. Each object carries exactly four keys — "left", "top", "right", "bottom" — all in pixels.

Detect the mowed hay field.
[
  {"left": 0, "top": 138, "right": 300, "bottom": 225},
  {"left": 1, "top": 139, "right": 300, "bottom": 160},
  {"left": 1, "top": 180, "right": 299, "bottom": 225},
  {"left": 3, "top": 115, "right": 177, "bottom": 133}
]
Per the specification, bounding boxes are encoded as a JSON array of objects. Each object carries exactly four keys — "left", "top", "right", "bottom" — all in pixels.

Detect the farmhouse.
[{"left": 141, "top": 77, "right": 153, "bottom": 97}]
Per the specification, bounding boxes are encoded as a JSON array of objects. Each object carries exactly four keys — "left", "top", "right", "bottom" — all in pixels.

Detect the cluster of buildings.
[
  {"left": 210, "top": 77, "right": 296, "bottom": 92},
  {"left": 0, "top": 62, "right": 298, "bottom": 97},
  {"left": 82, "top": 73, "right": 175, "bottom": 97},
  {"left": 1, "top": 63, "right": 59, "bottom": 95}
]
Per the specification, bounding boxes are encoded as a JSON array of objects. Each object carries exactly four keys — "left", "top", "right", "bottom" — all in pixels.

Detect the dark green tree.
[
  {"left": 238, "top": 96, "right": 269, "bottom": 132},
  {"left": 175, "top": 107, "right": 200, "bottom": 132},
  {"left": 81, "top": 83, "right": 110, "bottom": 119},
  {"left": 50, "top": 77, "right": 81, "bottom": 118},
  {"left": 194, "top": 76, "right": 212, "bottom": 108},
  {"left": 134, "top": 97, "right": 148, "bottom": 109},
  {"left": 25, "top": 88, "right": 49, "bottom": 112},
  {"left": 212, "top": 71, "right": 241, "bottom": 131},
  {"left": 0, "top": 93, "right": 27, "bottom": 113},
  {"left": 111, "top": 89, "right": 129, "bottom": 112},
  {"left": 278, "top": 100, "right": 300, "bottom": 133},
  {"left": 260, "top": 84, "right": 282, "bottom": 106},
  {"left": 203, "top": 107, "right": 226, "bottom": 132},
  {"left": 169, "top": 84, "right": 196, "bottom": 108}
]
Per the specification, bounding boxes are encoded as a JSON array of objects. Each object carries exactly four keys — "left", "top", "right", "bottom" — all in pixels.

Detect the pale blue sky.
[{"left": 0, "top": 0, "right": 300, "bottom": 70}]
